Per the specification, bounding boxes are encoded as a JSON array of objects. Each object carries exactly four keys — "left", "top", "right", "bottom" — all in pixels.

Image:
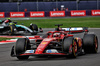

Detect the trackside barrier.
[
  {"left": 0, "top": 12, "right": 5, "bottom": 18},
  {"left": 71, "top": 10, "right": 86, "bottom": 16},
  {"left": 50, "top": 11, "right": 65, "bottom": 17},
  {"left": 10, "top": 12, "right": 25, "bottom": 17},
  {"left": 91, "top": 10, "right": 100, "bottom": 16},
  {"left": 30, "top": 11, "right": 45, "bottom": 17},
  {"left": 0, "top": 10, "right": 100, "bottom": 18}
]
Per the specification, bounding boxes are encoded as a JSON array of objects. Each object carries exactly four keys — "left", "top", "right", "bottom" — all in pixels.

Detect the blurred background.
[
  {"left": 0, "top": 0, "right": 99, "bottom": 12},
  {"left": 0, "top": 0, "right": 97, "bottom": 2}
]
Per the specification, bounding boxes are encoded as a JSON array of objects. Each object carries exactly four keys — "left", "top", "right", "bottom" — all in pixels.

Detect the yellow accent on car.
[
  {"left": 41, "top": 42, "right": 48, "bottom": 44},
  {"left": 9, "top": 26, "right": 12, "bottom": 35}
]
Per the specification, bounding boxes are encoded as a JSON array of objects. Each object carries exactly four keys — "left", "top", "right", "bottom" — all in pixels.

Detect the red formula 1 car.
[{"left": 11, "top": 24, "right": 98, "bottom": 60}]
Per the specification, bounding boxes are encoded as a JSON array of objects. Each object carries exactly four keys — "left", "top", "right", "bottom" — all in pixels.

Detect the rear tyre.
[
  {"left": 83, "top": 34, "right": 98, "bottom": 53},
  {"left": 30, "top": 24, "right": 38, "bottom": 31},
  {"left": 15, "top": 38, "right": 30, "bottom": 60},
  {"left": 8, "top": 25, "right": 14, "bottom": 35},
  {"left": 30, "top": 24, "right": 38, "bottom": 35},
  {"left": 63, "top": 37, "right": 78, "bottom": 58}
]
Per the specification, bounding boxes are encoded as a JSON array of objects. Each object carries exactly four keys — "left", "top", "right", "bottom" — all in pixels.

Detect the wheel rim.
[
  {"left": 32, "top": 26, "right": 34, "bottom": 31},
  {"left": 9, "top": 26, "right": 13, "bottom": 35},
  {"left": 73, "top": 40, "right": 77, "bottom": 57},
  {"left": 74, "top": 41, "right": 77, "bottom": 53}
]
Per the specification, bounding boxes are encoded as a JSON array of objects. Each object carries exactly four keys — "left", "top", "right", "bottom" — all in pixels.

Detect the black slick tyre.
[
  {"left": 15, "top": 38, "right": 30, "bottom": 60},
  {"left": 30, "top": 24, "right": 38, "bottom": 35},
  {"left": 8, "top": 25, "right": 14, "bottom": 35},
  {"left": 63, "top": 37, "right": 78, "bottom": 58},
  {"left": 30, "top": 24, "right": 38, "bottom": 31},
  {"left": 17, "top": 56, "right": 29, "bottom": 60},
  {"left": 83, "top": 34, "right": 98, "bottom": 53}
]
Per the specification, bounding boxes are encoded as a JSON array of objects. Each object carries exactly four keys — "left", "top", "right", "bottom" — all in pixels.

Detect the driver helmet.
[
  {"left": 7, "top": 18, "right": 11, "bottom": 20},
  {"left": 4, "top": 18, "right": 11, "bottom": 23}
]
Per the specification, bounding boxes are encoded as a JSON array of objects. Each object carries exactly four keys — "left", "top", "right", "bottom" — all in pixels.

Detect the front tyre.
[
  {"left": 17, "top": 56, "right": 29, "bottom": 60},
  {"left": 83, "top": 34, "right": 98, "bottom": 53},
  {"left": 63, "top": 37, "right": 78, "bottom": 58},
  {"left": 15, "top": 38, "right": 30, "bottom": 60}
]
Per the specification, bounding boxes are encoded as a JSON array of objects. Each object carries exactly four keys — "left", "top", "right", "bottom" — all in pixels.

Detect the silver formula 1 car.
[{"left": 0, "top": 19, "right": 43, "bottom": 35}]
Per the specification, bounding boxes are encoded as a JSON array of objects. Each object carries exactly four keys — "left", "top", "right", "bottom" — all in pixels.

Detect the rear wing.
[{"left": 62, "top": 27, "right": 88, "bottom": 33}]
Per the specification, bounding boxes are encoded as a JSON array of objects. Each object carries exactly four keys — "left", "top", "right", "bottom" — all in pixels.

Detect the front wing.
[{"left": 11, "top": 49, "right": 69, "bottom": 57}]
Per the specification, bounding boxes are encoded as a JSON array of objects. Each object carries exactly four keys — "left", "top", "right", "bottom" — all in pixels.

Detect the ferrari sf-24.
[{"left": 11, "top": 24, "right": 98, "bottom": 60}]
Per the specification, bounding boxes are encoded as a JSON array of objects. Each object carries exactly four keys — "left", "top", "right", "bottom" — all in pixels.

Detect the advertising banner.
[
  {"left": 71, "top": 10, "right": 86, "bottom": 16},
  {"left": 50, "top": 11, "right": 65, "bottom": 17},
  {"left": 91, "top": 10, "right": 100, "bottom": 16},
  {"left": 0, "top": 12, "right": 5, "bottom": 18},
  {"left": 30, "top": 11, "right": 45, "bottom": 17},
  {"left": 10, "top": 12, "right": 25, "bottom": 17}
]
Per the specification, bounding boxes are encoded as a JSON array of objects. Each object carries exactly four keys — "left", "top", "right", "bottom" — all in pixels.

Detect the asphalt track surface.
[{"left": 0, "top": 28, "right": 100, "bottom": 66}]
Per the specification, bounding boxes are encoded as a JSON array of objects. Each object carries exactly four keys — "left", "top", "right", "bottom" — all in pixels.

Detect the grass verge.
[
  {"left": 13, "top": 17, "right": 100, "bottom": 28},
  {"left": 0, "top": 37, "right": 10, "bottom": 41}
]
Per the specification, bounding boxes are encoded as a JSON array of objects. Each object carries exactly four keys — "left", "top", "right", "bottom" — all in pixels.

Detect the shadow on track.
[{"left": 10, "top": 52, "right": 100, "bottom": 61}]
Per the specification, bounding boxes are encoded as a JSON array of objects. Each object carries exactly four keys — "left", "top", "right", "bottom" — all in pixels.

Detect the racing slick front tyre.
[
  {"left": 15, "top": 38, "right": 30, "bottom": 60},
  {"left": 83, "top": 34, "right": 98, "bottom": 53},
  {"left": 17, "top": 56, "right": 29, "bottom": 60},
  {"left": 63, "top": 37, "right": 78, "bottom": 58}
]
